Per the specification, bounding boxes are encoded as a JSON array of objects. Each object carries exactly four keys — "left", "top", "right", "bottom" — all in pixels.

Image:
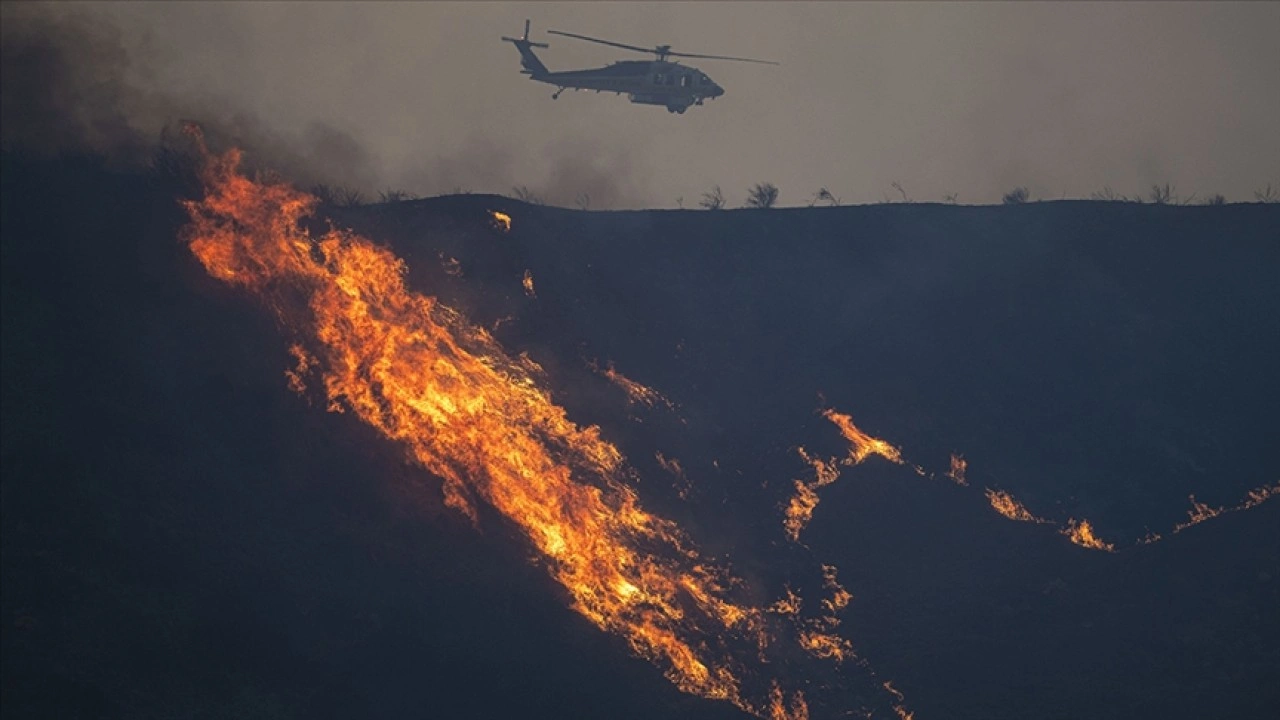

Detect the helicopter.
[{"left": 501, "top": 20, "right": 779, "bottom": 114}]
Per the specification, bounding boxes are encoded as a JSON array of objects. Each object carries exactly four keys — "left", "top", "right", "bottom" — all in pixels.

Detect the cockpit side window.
[{"left": 680, "top": 75, "right": 690, "bottom": 87}]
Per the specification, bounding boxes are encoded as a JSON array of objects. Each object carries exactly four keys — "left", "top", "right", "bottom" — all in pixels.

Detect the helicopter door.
[{"left": 680, "top": 75, "right": 691, "bottom": 87}]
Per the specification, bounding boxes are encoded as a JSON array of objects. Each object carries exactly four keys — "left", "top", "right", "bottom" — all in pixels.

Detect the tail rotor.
[{"left": 502, "top": 19, "right": 551, "bottom": 77}]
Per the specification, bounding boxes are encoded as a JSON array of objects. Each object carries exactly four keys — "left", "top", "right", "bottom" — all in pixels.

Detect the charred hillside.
[{"left": 3, "top": 151, "right": 1278, "bottom": 720}]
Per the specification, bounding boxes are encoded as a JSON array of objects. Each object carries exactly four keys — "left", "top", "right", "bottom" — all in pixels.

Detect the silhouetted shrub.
[
  {"left": 745, "top": 183, "right": 779, "bottom": 209},
  {"left": 1149, "top": 183, "right": 1175, "bottom": 205},
  {"left": 511, "top": 185, "right": 543, "bottom": 205},
  {"left": 810, "top": 187, "right": 840, "bottom": 207},
  {"left": 1255, "top": 183, "right": 1277, "bottom": 203},
  {"left": 1002, "top": 187, "right": 1029, "bottom": 205},
  {"left": 378, "top": 189, "right": 417, "bottom": 203},
  {"left": 890, "top": 181, "right": 911, "bottom": 203},
  {"left": 1090, "top": 186, "right": 1128, "bottom": 202},
  {"left": 1204, "top": 194, "right": 1227, "bottom": 206},
  {"left": 336, "top": 187, "right": 364, "bottom": 207},
  {"left": 699, "top": 186, "right": 725, "bottom": 210},
  {"left": 310, "top": 184, "right": 336, "bottom": 204},
  {"left": 309, "top": 184, "right": 365, "bottom": 207}
]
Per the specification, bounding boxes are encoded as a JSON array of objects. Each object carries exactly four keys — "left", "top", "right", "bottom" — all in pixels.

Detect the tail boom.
[{"left": 502, "top": 19, "right": 550, "bottom": 78}]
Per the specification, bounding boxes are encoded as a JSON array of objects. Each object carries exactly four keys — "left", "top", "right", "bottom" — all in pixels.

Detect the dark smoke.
[
  {"left": 1, "top": 4, "right": 378, "bottom": 194},
  {"left": 1, "top": 5, "right": 150, "bottom": 162},
  {"left": 2, "top": 4, "right": 649, "bottom": 209},
  {"left": 398, "top": 134, "right": 646, "bottom": 209}
]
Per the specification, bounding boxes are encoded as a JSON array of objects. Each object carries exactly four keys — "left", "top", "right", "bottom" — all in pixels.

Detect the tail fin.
[{"left": 501, "top": 19, "right": 550, "bottom": 77}]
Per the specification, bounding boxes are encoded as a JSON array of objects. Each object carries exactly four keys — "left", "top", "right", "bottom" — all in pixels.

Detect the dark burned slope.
[
  {"left": 337, "top": 194, "right": 1280, "bottom": 719},
  {"left": 3, "top": 153, "right": 1278, "bottom": 720},
  {"left": 351, "top": 194, "right": 1279, "bottom": 529}
]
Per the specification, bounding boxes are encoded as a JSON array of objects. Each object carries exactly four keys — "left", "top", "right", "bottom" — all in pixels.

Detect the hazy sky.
[{"left": 34, "top": 2, "right": 1280, "bottom": 207}]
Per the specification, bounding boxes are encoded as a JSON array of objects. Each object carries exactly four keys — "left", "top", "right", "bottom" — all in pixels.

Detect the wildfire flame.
[
  {"left": 800, "top": 565, "right": 856, "bottom": 662},
  {"left": 984, "top": 488, "right": 1050, "bottom": 524},
  {"left": 783, "top": 448, "right": 842, "bottom": 542},
  {"left": 490, "top": 210, "right": 511, "bottom": 232},
  {"left": 284, "top": 343, "right": 314, "bottom": 395},
  {"left": 175, "top": 131, "right": 1276, "bottom": 718},
  {"left": 946, "top": 454, "right": 968, "bottom": 486},
  {"left": 655, "top": 451, "right": 693, "bottom": 499},
  {"left": 768, "top": 587, "right": 802, "bottom": 616},
  {"left": 1062, "top": 518, "right": 1115, "bottom": 552},
  {"left": 767, "top": 683, "right": 809, "bottom": 720},
  {"left": 438, "top": 252, "right": 463, "bottom": 277},
  {"left": 1173, "top": 495, "right": 1223, "bottom": 532},
  {"left": 820, "top": 564, "right": 853, "bottom": 616},
  {"left": 783, "top": 481, "right": 821, "bottom": 543},
  {"left": 591, "top": 360, "right": 677, "bottom": 412},
  {"left": 181, "top": 141, "right": 808, "bottom": 718},
  {"left": 1172, "top": 483, "right": 1279, "bottom": 534},
  {"left": 783, "top": 411, "right": 901, "bottom": 542},
  {"left": 882, "top": 681, "right": 915, "bottom": 720},
  {"left": 823, "top": 409, "right": 904, "bottom": 466},
  {"left": 799, "top": 630, "right": 853, "bottom": 662},
  {"left": 1244, "top": 484, "right": 1280, "bottom": 507},
  {"left": 522, "top": 268, "right": 536, "bottom": 297},
  {"left": 985, "top": 489, "right": 1113, "bottom": 551}
]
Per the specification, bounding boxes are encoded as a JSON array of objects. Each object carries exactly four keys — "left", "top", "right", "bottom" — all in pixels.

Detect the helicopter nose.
[{"left": 711, "top": 83, "right": 724, "bottom": 97}]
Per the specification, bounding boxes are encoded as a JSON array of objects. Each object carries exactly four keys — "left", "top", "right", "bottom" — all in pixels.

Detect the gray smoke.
[
  {"left": 0, "top": 4, "right": 649, "bottom": 208},
  {"left": 1, "top": 4, "right": 380, "bottom": 194}
]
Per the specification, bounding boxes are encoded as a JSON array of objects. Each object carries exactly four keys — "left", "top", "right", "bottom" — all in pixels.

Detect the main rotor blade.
[
  {"left": 664, "top": 51, "right": 780, "bottom": 65},
  {"left": 548, "top": 29, "right": 780, "bottom": 65},
  {"left": 547, "top": 30, "right": 654, "bottom": 55}
]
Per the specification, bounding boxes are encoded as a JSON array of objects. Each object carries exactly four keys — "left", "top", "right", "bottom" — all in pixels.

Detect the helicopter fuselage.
[
  {"left": 530, "top": 60, "right": 723, "bottom": 113},
  {"left": 503, "top": 22, "right": 738, "bottom": 114}
]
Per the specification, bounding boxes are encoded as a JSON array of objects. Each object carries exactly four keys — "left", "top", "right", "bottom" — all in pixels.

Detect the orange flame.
[
  {"left": 768, "top": 587, "right": 802, "bottom": 616},
  {"left": 984, "top": 488, "right": 1050, "bottom": 524},
  {"left": 767, "top": 683, "right": 809, "bottom": 720},
  {"left": 522, "top": 268, "right": 536, "bottom": 297},
  {"left": 284, "top": 343, "right": 315, "bottom": 395},
  {"left": 782, "top": 448, "right": 844, "bottom": 542},
  {"left": 1138, "top": 530, "right": 1163, "bottom": 545},
  {"left": 1243, "top": 483, "right": 1280, "bottom": 507},
  {"left": 823, "top": 409, "right": 904, "bottom": 466},
  {"left": 985, "top": 489, "right": 1113, "bottom": 550},
  {"left": 783, "top": 480, "right": 822, "bottom": 543},
  {"left": 490, "top": 210, "right": 511, "bottom": 232},
  {"left": 768, "top": 567, "right": 854, "bottom": 664},
  {"left": 1172, "top": 483, "right": 1279, "bottom": 534},
  {"left": 592, "top": 360, "right": 676, "bottom": 411},
  {"left": 947, "top": 454, "right": 968, "bottom": 486},
  {"left": 1173, "top": 494, "right": 1223, "bottom": 532},
  {"left": 820, "top": 564, "right": 853, "bottom": 616},
  {"left": 782, "top": 410, "right": 903, "bottom": 543},
  {"left": 882, "top": 681, "right": 915, "bottom": 720},
  {"left": 1062, "top": 518, "right": 1115, "bottom": 552},
  {"left": 438, "top": 252, "right": 463, "bottom": 277},
  {"left": 799, "top": 629, "right": 852, "bottom": 662},
  {"left": 654, "top": 451, "right": 692, "bottom": 499},
  {"left": 182, "top": 145, "right": 809, "bottom": 718}
]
